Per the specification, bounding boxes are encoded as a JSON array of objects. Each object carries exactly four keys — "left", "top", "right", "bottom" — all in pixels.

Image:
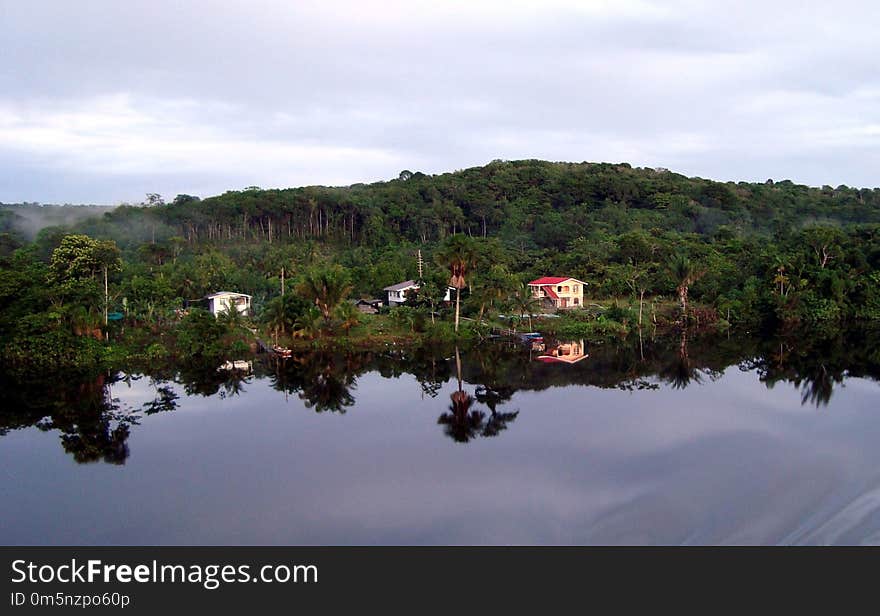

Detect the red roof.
[{"left": 528, "top": 277, "right": 569, "bottom": 286}]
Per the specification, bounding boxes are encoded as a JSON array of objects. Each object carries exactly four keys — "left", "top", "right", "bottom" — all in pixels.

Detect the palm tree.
[
  {"left": 297, "top": 265, "right": 354, "bottom": 326},
  {"left": 218, "top": 303, "right": 247, "bottom": 332},
  {"left": 510, "top": 284, "right": 541, "bottom": 331},
  {"left": 436, "top": 235, "right": 479, "bottom": 332},
  {"left": 263, "top": 296, "right": 293, "bottom": 345},
  {"left": 474, "top": 265, "right": 515, "bottom": 324},
  {"left": 334, "top": 301, "right": 361, "bottom": 335},
  {"left": 667, "top": 254, "right": 704, "bottom": 322}
]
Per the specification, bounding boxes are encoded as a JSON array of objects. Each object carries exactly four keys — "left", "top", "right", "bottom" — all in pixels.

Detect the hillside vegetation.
[{"left": 1, "top": 160, "right": 879, "bottom": 369}]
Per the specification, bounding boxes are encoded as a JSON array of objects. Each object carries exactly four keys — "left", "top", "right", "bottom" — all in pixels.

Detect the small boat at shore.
[{"left": 272, "top": 345, "right": 293, "bottom": 358}]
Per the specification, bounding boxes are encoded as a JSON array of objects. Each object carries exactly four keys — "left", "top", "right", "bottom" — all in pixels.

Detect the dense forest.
[{"left": 1, "top": 159, "right": 879, "bottom": 371}]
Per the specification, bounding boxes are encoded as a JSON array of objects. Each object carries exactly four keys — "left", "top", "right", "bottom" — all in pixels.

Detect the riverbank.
[{"left": 0, "top": 297, "right": 719, "bottom": 375}]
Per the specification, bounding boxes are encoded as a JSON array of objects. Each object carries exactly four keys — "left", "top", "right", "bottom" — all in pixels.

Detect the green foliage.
[
  {"left": 174, "top": 308, "right": 229, "bottom": 361},
  {"left": 3, "top": 160, "right": 880, "bottom": 371},
  {"left": 297, "top": 264, "right": 354, "bottom": 324}
]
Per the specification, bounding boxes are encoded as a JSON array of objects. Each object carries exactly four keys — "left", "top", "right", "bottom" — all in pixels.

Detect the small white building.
[
  {"left": 384, "top": 280, "right": 420, "bottom": 306},
  {"left": 383, "top": 280, "right": 454, "bottom": 306},
  {"left": 204, "top": 291, "right": 252, "bottom": 317}
]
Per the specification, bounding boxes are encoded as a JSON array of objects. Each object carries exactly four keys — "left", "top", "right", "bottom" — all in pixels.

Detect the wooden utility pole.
[
  {"left": 417, "top": 249, "right": 424, "bottom": 280},
  {"left": 103, "top": 265, "right": 109, "bottom": 340},
  {"left": 281, "top": 267, "right": 285, "bottom": 296}
]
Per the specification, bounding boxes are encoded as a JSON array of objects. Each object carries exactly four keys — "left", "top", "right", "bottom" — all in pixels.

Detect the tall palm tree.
[
  {"left": 436, "top": 235, "right": 479, "bottom": 332},
  {"left": 297, "top": 265, "right": 354, "bottom": 326},
  {"left": 667, "top": 254, "right": 704, "bottom": 322}
]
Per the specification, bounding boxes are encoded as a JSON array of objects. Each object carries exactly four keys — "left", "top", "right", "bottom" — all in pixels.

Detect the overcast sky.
[{"left": 1, "top": 0, "right": 878, "bottom": 203}]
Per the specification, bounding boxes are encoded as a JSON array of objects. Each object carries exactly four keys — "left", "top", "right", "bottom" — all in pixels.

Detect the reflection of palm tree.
[
  {"left": 219, "top": 372, "right": 250, "bottom": 398},
  {"left": 438, "top": 347, "right": 482, "bottom": 442},
  {"left": 475, "top": 386, "right": 519, "bottom": 437},
  {"left": 660, "top": 329, "right": 702, "bottom": 389},
  {"left": 141, "top": 385, "right": 179, "bottom": 414},
  {"left": 438, "top": 390, "right": 484, "bottom": 443},
  {"left": 298, "top": 352, "right": 357, "bottom": 413},
  {"left": 797, "top": 363, "right": 838, "bottom": 407}
]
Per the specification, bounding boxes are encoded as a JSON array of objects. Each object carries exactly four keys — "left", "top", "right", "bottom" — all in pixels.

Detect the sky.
[{"left": 1, "top": 0, "right": 878, "bottom": 204}]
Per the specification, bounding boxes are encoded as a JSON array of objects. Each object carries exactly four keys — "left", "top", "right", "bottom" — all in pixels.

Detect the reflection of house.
[
  {"left": 383, "top": 280, "right": 453, "bottom": 306},
  {"left": 217, "top": 359, "right": 253, "bottom": 373},
  {"left": 536, "top": 340, "right": 588, "bottom": 364},
  {"left": 527, "top": 277, "right": 586, "bottom": 310},
  {"left": 351, "top": 298, "right": 383, "bottom": 314},
  {"left": 203, "top": 291, "right": 252, "bottom": 317}
]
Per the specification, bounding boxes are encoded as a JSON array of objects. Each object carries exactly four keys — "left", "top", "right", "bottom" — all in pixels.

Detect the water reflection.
[
  {"left": 0, "top": 372, "right": 137, "bottom": 464},
  {"left": 437, "top": 348, "right": 519, "bottom": 442},
  {"left": 2, "top": 325, "right": 880, "bottom": 465}
]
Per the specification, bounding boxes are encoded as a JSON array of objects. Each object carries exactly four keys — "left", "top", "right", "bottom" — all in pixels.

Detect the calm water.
[{"left": 2, "top": 329, "right": 880, "bottom": 545}]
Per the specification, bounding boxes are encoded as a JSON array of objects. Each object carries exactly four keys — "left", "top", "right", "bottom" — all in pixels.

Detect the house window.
[
  {"left": 574, "top": 298, "right": 579, "bottom": 305},
  {"left": 563, "top": 286, "right": 569, "bottom": 293},
  {"left": 573, "top": 285, "right": 579, "bottom": 293},
  {"left": 557, "top": 286, "right": 562, "bottom": 292}
]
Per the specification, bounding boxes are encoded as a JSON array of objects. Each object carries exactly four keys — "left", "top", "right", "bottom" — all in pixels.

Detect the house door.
[{"left": 560, "top": 298, "right": 567, "bottom": 308}]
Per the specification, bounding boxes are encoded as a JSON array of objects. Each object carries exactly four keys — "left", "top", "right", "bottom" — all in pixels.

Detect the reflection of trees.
[
  {"left": 743, "top": 327, "right": 880, "bottom": 407},
  {"left": 795, "top": 364, "right": 838, "bottom": 407},
  {"left": 438, "top": 350, "right": 482, "bottom": 442},
  {"left": 45, "top": 374, "right": 134, "bottom": 465},
  {"left": 438, "top": 390, "right": 484, "bottom": 443},
  {"left": 176, "top": 363, "right": 251, "bottom": 398},
  {"left": 4, "top": 324, "right": 877, "bottom": 464},
  {"left": 658, "top": 329, "right": 722, "bottom": 390},
  {"left": 475, "top": 386, "right": 518, "bottom": 437},
  {"left": 298, "top": 359, "right": 356, "bottom": 413},
  {"left": 437, "top": 348, "right": 519, "bottom": 443},
  {"left": 0, "top": 371, "right": 183, "bottom": 464},
  {"left": 0, "top": 372, "right": 136, "bottom": 464},
  {"left": 141, "top": 384, "right": 179, "bottom": 414},
  {"left": 266, "top": 350, "right": 358, "bottom": 413}
]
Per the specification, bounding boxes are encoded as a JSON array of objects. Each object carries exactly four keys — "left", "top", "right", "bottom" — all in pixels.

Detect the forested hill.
[
  {"left": 2, "top": 159, "right": 879, "bottom": 337},
  {"left": 10, "top": 159, "right": 879, "bottom": 251}
]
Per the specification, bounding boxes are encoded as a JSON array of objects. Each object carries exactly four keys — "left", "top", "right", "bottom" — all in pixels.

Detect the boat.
[{"left": 272, "top": 345, "right": 293, "bottom": 358}]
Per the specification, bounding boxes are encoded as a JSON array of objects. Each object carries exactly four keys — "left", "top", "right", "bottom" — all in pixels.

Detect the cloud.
[{"left": 1, "top": 0, "right": 879, "bottom": 201}]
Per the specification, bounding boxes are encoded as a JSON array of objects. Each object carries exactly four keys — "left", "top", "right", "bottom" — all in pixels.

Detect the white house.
[
  {"left": 383, "top": 280, "right": 420, "bottom": 306},
  {"left": 383, "top": 280, "right": 454, "bottom": 306},
  {"left": 527, "top": 277, "right": 587, "bottom": 310},
  {"left": 203, "top": 291, "right": 252, "bottom": 317}
]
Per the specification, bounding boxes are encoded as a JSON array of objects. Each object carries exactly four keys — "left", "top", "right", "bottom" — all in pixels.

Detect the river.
[{"left": 2, "top": 327, "right": 880, "bottom": 545}]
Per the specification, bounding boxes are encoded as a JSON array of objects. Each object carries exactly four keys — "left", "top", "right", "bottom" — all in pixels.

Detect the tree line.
[{"left": 1, "top": 159, "right": 879, "bottom": 370}]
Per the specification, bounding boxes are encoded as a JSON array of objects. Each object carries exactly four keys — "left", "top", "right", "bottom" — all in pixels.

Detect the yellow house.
[{"left": 527, "top": 277, "right": 586, "bottom": 310}]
